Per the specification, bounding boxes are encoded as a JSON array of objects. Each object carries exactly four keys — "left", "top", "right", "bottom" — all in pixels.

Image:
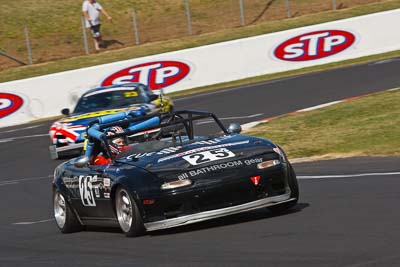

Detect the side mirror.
[
  {"left": 227, "top": 123, "right": 242, "bottom": 134},
  {"left": 61, "top": 108, "right": 70, "bottom": 116},
  {"left": 149, "top": 94, "right": 159, "bottom": 102},
  {"left": 74, "top": 156, "right": 90, "bottom": 168}
]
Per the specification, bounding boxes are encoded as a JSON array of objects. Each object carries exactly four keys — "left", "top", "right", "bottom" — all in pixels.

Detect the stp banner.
[{"left": 1, "top": 9, "right": 400, "bottom": 127}]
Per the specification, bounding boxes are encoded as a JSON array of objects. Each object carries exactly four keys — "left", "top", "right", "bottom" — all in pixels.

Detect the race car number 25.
[{"left": 183, "top": 148, "right": 235, "bottom": 166}]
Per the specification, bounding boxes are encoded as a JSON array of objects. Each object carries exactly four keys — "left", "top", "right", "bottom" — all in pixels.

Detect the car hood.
[
  {"left": 56, "top": 104, "right": 155, "bottom": 125},
  {"left": 117, "top": 134, "right": 279, "bottom": 177}
]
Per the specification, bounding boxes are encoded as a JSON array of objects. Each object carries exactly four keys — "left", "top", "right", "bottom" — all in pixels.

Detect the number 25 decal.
[{"left": 183, "top": 148, "right": 235, "bottom": 165}]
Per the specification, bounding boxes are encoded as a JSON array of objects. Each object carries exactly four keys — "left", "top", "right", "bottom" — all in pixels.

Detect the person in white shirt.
[{"left": 82, "top": 0, "right": 112, "bottom": 51}]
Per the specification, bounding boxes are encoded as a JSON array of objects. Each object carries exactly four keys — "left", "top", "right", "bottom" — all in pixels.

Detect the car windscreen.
[
  {"left": 73, "top": 89, "right": 147, "bottom": 113},
  {"left": 111, "top": 112, "right": 227, "bottom": 159},
  {"left": 116, "top": 135, "right": 220, "bottom": 159}
]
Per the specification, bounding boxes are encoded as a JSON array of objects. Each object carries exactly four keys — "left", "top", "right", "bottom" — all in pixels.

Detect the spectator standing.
[{"left": 82, "top": 0, "right": 112, "bottom": 51}]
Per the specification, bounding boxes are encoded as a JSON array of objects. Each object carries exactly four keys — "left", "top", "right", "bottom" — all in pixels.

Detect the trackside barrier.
[{"left": 1, "top": 9, "right": 400, "bottom": 128}]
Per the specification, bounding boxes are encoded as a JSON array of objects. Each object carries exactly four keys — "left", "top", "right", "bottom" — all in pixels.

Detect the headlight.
[
  {"left": 257, "top": 159, "right": 280, "bottom": 169},
  {"left": 273, "top": 146, "right": 287, "bottom": 162},
  {"left": 273, "top": 147, "right": 283, "bottom": 157},
  {"left": 161, "top": 179, "right": 192, "bottom": 190}
]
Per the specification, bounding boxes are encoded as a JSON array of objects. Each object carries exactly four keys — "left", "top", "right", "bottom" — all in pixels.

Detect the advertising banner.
[{"left": 1, "top": 9, "right": 399, "bottom": 127}]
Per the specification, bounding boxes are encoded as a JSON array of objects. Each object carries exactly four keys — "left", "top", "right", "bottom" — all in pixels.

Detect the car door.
[{"left": 64, "top": 163, "right": 115, "bottom": 219}]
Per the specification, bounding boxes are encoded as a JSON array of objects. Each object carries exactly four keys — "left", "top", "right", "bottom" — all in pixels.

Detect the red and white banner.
[{"left": 1, "top": 9, "right": 400, "bottom": 127}]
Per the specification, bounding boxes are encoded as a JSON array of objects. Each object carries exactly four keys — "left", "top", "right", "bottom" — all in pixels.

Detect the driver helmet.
[{"left": 105, "top": 126, "right": 127, "bottom": 154}]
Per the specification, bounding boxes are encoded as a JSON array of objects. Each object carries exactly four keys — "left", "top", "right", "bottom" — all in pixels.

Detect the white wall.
[{"left": 1, "top": 9, "right": 399, "bottom": 128}]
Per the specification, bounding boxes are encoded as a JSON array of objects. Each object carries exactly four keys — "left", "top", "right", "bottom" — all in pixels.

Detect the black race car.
[{"left": 53, "top": 110, "right": 299, "bottom": 237}]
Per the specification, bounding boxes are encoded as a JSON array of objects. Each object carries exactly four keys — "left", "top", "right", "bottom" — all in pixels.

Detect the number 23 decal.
[{"left": 183, "top": 148, "right": 235, "bottom": 165}]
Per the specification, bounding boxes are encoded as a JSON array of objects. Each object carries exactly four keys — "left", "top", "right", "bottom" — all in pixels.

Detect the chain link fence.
[{"left": 0, "top": 0, "right": 386, "bottom": 71}]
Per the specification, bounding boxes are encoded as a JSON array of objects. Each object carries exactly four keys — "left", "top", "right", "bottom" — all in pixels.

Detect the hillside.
[{"left": 0, "top": 0, "right": 399, "bottom": 82}]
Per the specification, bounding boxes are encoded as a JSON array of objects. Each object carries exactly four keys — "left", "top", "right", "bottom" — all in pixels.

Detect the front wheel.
[
  {"left": 115, "top": 187, "right": 145, "bottom": 237},
  {"left": 53, "top": 189, "right": 83, "bottom": 233},
  {"left": 268, "top": 163, "right": 299, "bottom": 214}
]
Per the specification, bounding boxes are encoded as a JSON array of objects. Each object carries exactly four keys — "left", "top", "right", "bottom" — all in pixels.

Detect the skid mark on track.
[
  {"left": 174, "top": 77, "right": 296, "bottom": 102},
  {"left": 196, "top": 113, "right": 264, "bottom": 125}
]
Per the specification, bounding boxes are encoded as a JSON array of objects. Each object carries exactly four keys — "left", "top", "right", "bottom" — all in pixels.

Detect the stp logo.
[
  {"left": 274, "top": 30, "right": 355, "bottom": 61},
  {"left": 0, "top": 93, "right": 24, "bottom": 119},
  {"left": 102, "top": 61, "right": 190, "bottom": 90}
]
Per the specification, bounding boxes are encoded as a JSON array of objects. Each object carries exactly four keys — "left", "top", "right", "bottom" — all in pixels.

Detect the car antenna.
[{"left": 159, "top": 87, "right": 165, "bottom": 112}]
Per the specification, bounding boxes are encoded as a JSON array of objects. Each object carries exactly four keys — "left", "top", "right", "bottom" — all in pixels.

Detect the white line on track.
[
  {"left": 0, "top": 124, "right": 44, "bottom": 134},
  {"left": 296, "top": 101, "right": 342, "bottom": 112},
  {"left": 0, "top": 133, "right": 49, "bottom": 143},
  {"left": 297, "top": 172, "right": 400, "bottom": 179},
  {"left": 0, "top": 175, "right": 52, "bottom": 186},
  {"left": 0, "top": 181, "right": 19, "bottom": 186},
  {"left": 13, "top": 219, "right": 54, "bottom": 225},
  {"left": 370, "top": 58, "right": 400, "bottom": 65}
]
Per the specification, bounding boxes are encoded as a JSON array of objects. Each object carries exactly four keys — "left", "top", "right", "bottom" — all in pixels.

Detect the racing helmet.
[{"left": 105, "top": 126, "right": 127, "bottom": 154}]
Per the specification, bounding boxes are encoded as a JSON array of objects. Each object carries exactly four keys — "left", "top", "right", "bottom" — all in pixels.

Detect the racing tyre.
[
  {"left": 115, "top": 187, "right": 145, "bottom": 237},
  {"left": 53, "top": 189, "right": 83, "bottom": 233},
  {"left": 268, "top": 163, "right": 299, "bottom": 214}
]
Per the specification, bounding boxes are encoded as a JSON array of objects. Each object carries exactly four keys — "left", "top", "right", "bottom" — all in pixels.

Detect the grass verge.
[{"left": 246, "top": 88, "right": 400, "bottom": 159}]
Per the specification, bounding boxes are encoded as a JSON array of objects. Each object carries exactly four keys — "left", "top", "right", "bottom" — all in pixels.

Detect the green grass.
[
  {"left": 1, "top": 0, "right": 399, "bottom": 83},
  {"left": 246, "top": 89, "right": 400, "bottom": 159}
]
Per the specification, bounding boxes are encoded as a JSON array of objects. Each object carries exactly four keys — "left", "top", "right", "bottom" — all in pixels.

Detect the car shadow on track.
[
  {"left": 80, "top": 203, "right": 309, "bottom": 236},
  {"left": 149, "top": 202, "right": 310, "bottom": 236}
]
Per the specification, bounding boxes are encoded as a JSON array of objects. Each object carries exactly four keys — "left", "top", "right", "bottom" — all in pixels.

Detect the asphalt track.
[{"left": 0, "top": 58, "right": 400, "bottom": 266}]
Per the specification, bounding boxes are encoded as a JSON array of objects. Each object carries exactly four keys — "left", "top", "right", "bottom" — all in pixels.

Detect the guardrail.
[{"left": 0, "top": 9, "right": 399, "bottom": 128}]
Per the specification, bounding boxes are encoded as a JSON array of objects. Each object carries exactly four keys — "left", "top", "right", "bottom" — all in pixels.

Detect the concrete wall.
[{"left": 1, "top": 9, "right": 399, "bottom": 127}]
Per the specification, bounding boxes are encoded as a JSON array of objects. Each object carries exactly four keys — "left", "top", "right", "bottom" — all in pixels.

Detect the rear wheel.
[
  {"left": 53, "top": 189, "right": 83, "bottom": 233},
  {"left": 115, "top": 187, "right": 145, "bottom": 237},
  {"left": 268, "top": 163, "right": 299, "bottom": 214}
]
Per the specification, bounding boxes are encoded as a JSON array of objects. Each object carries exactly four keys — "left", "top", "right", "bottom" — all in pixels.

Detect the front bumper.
[{"left": 144, "top": 191, "right": 293, "bottom": 231}]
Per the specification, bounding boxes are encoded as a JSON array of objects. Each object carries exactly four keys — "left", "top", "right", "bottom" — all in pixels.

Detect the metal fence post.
[
  {"left": 184, "top": 0, "right": 193, "bottom": 35},
  {"left": 131, "top": 8, "right": 140, "bottom": 45},
  {"left": 81, "top": 16, "right": 90, "bottom": 55},
  {"left": 239, "top": 0, "right": 246, "bottom": 26},
  {"left": 332, "top": 0, "right": 337, "bottom": 10},
  {"left": 286, "top": 0, "right": 291, "bottom": 18},
  {"left": 24, "top": 26, "right": 33, "bottom": 65},
  {"left": 0, "top": 50, "right": 27, "bottom": 65}
]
